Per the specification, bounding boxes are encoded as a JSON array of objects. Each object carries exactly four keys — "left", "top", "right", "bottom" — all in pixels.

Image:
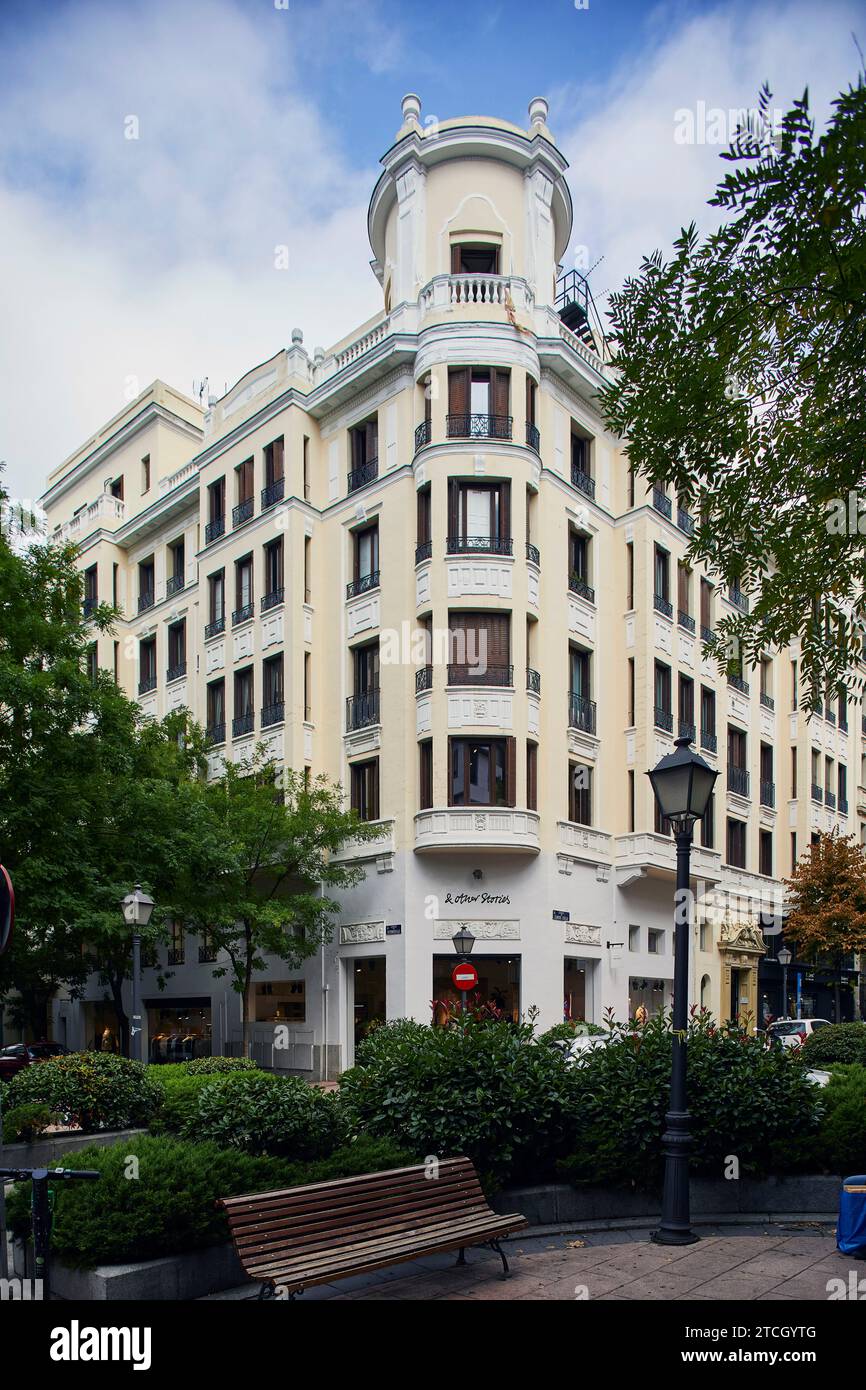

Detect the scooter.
[{"left": 0, "top": 1166, "right": 101, "bottom": 1300}]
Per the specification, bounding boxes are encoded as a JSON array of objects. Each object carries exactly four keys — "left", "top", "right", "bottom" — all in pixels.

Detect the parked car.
[
  {"left": 766, "top": 1018, "right": 832, "bottom": 1049},
  {"left": 561, "top": 1033, "right": 610, "bottom": 1065},
  {"left": 805, "top": 1069, "right": 832, "bottom": 1088},
  {"left": 0, "top": 1040, "right": 70, "bottom": 1081}
]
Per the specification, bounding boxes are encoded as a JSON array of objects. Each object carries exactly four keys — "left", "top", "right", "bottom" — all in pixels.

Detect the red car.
[{"left": 0, "top": 1040, "right": 69, "bottom": 1081}]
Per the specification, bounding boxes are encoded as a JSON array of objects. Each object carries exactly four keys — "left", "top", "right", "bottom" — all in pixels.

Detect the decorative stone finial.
[
  {"left": 401, "top": 93, "right": 422, "bottom": 128},
  {"left": 528, "top": 96, "right": 549, "bottom": 129},
  {"left": 291, "top": 327, "right": 303, "bottom": 346}
]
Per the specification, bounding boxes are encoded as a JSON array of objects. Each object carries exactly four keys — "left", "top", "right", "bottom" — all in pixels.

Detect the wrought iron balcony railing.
[
  {"left": 261, "top": 478, "right": 285, "bottom": 510},
  {"left": 261, "top": 701, "right": 285, "bottom": 729},
  {"left": 446, "top": 413, "right": 512, "bottom": 441},
  {"left": 446, "top": 535, "right": 513, "bottom": 556},
  {"left": 83, "top": 596, "right": 97, "bottom": 619},
  {"left": 568, "top": 573, "right": 595, "bottom": 604},
  {"left": 232, "top": 603, "right": 254, "bottom": 626},
  {"left": 700, "top": 624, "right": 715, "bottom": 644},
  {"left": 840, "top": 795, "right": 849, "bottom": 815},
  {"left": 652, "top": 487, "right": 672, "bottom": 519},
  {"left": 571, "top": 466, "right": 595, "bottom": 500},
  {"left": 678, "top": 721, "right": 696, "bottom": 743},
  {"left": 346, "top": 571, "right": 380, "bottom": 600},
  {"left": 415, "top": 539, "right": 432, "bottom": 564},
  {"left": 727, "top": 584, "right": 749, "bottom": 613},
  {"left": 760, "top": 692, "right": 775, "bottom": 710},
  {"left": 678, "top": 610, "right": 696, "bottom": 633},
  {"left": 233, "top": 497, "right": 254, "bottom": 527},
  {"left": 728, "top": 675, "right": 750, "bottom": 694},
  {"left": 138, "top": 673, "right": 157, "bottom": 695},
  {"left": 654, "top": 593, "right": 673, "bottom": 619},
  {"left": 166, "top": 661, "right": 187, "bottom": 683},
  {"left": 448, "top": 664, "right": 513, "bottom": 688},
  {"left": 811, "top": 781, "right": 823, "bottom": 802},
  {"left": 525, "top": 421, "right": 540, "bottom": 452},
  {"left": 205, "top": 722, "right": 225, "bottom": 745},
  {"left": 677, "top": 506, "right": 695, "bottom": 536},
  {"left": 700, "top": 729, "right": 717, "bottom": 753},
  {"left": 205, "top": 516, "right": 225, "bottom": 544},
  {"left": 346, "top": 688, "right": 380, "bottom": 730},
  {"left": 526, "top": 667, "right": 541, "bottom": 695},
  {"left": 525, "top": 542, "right": 540, "bottom": 566},
  {"left": 760, "top": 779, "right": 775, "bottom": 808},
  {"left": 204, "top": 616, "right": 225, "bottom": 639},
  {"left": 569, "top": 692, "right": 597, "bottom": 734},
  {"left": 415, "top": 665, "right": 433, "bottom": 693},
  {"left": 348, "top": 458, "right": 378, "bottom": 493},
  {"left": 261, "top": 588, "right": 285, "bottom": 613},
  {"left": 138, "top": 591, "right": 155, "bottom": 614},
  {"left": 232, "top": 712, "right": 254, "bottom": 739},
  {"left": 166, "top": 573, "right": 185, "bottom": 598},
  {"left": 654, "top": 706, "right": 673, "bottom": 733},
  {"left": 414, "top": 420, "right": 432, "bottom": 452},
  {"left": 825, "top": 788, "right": 836, "bottom": 809},
  {"left": 728, "top": 765, "right": 750, "bottom": 797}
]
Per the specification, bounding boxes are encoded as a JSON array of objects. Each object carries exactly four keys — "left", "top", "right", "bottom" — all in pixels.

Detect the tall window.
[
  {"left": 654, "top": 661, "right": 672, "bottom": 726},
  {"left": 416, "top": 485, "right": 431, "bottom": 554},
  {"left": 526, "top": 742, "right": 538, "bottom": 811},
  {"left": 726, "top": 818, "right": 747, "bottom": 868},
  {"left": 450, "top": 738, "right": 514, "bottom": 807},
  {"left": 451, "top": 242, "right": 500, "bottom": 274},
  {"left": 447, "top": 367, "right": 510, "bottom": 437},
  {"left": 233, "top": 667, "right": 254, "bottom": 734},
  {"left": 141, "top": 455, "right": 151, "bottom": 493},
  {"left": 448, "top": 611, "right": 510, "bottom": 685},
  {"left": 700, "top": 578, "right": 713, "bottom": 634},
  {"left": 759, "top": 830, "right": 773, "bottom": 877},
  {"left": 568, "top": 528, "right": 592, "bottom": 597},
  {"left": 167, "top": 620, "right": 186, "bottom": 679},
  {"left": 83, "top": 564, "right": 98, "bottom": 615},
  {"left": 206, "top": 680, "right": 225, "bottom": 741},
  {"left": 679, "top": 674, "right": 695, "bottom": 736},
  {"left": 352, "top": 523, "right": 379, "bottom": 593},
  {"left": 626, "top": 541, "right": 634, "bottom": 608},
  {"left": 264, "top": 537, "right": 284, "bottom": 601},
  {"left": 262, "top": 654, "right": 284, "bottom": 724},
  {"left": 348, "top": 416, "right": 378, "bottom": 488},
  {"left": 447, "top": 479, "right": 510, "bottom": 552},
  {"left": 351, "top": 759, "right": 380, "bottom": 821},
  {"left": 264, "top": 436, "right": 284, "bottom": 487},
  {"left": 654, "top": 546, "right": 670, "bottom": 610},
  {"left": 700, "top": 793, "right": 715, "bottom": 849},
  {"left": 138, "top": 557, "right": 155, "bottom": 608},
  {"left": 791, "top": 746, "right": 798, "bottom": 799},
  {"left": 235, "top": 458, "right": 254, "bottom": 504},
  {"left": 208, "top": 570, "right": 225, "bottom": 631},
  {"left": 208, "top": 477, "right": 225, "bottom": 523},
  {"left": 303, "top": 436, "right": 310, "bottom": 501},
  {"left": 419, "top": 741, "right": 433, "bottom": 811},
  {"left": 677, "top": 563, "right": 691, "bottom": 619},
  {"left": 139, "top": 636, "right": 156, "bottom": 693},
  {"left": 235, "top": 555, "right": 253, "bottom": 617},
  {"left": 568, "top": 762, "right": 592, "bottom": 826}
]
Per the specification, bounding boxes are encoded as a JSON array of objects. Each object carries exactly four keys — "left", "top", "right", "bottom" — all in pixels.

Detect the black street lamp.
[
  {"left": 777, "top": 945, "right": 792, "bottom": 1020},
  {"left": 121, "top": 885, "right": 155, "bottom": 1062},
  {"left": 452, "top": 927, "right": 476, "bottom": 1015},
  {"left": 647, "top": 735, "right": 718, "bottom": 1246}
]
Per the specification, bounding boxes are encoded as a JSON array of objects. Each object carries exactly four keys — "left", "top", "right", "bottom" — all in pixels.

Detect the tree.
[
  {"left": 601, "top": 78, "right": 866, "bottom": 710},
  {"left": 181, "top": 751, "right": 384, "bottom": 1056},
  {"left": 783, "top": 830, "right": 866, "bottom": 1021}
]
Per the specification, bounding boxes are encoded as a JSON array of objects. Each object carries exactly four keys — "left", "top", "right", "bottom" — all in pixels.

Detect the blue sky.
[{"left": 0, "top": 0, "right": 862, "bottom": 500}]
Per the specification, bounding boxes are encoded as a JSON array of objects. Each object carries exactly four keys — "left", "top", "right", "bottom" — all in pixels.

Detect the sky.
[{"left": 0, "top": 0, "right": 862, "bottom": 504}]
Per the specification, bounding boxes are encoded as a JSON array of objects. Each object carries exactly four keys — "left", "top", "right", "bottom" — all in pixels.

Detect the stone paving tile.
[
  {"left": 682, "top": 1271, "right": 789, "bottom": 1300},
  {"left": 736, "top": 1251, "right": 838, "bottom": 1279}
]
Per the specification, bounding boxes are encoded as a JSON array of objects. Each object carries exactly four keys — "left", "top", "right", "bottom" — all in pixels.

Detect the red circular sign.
[{"left": 451, "top": 962, "right": 478, "bottom": 991}]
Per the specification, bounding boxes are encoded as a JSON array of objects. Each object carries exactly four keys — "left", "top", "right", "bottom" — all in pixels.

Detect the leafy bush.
[
  {"left": 804, "top": 1065, "right": 866, "bottom": 1174},
  {"left": 181, "top": 1056, "right": 259, "bottom": 1075},
  {"left": 5, "top": 1133, "right": 417, "bottom": 1268},
  {"left": 189, "top": 1070, "right": 345, "bottom": 1158},
  {"left": 2, "top": 1102, "right": 55, "bottom": 1144},
  {"left": 801, "top": 1022, "right": 866, "bottom": 1068},
  {"left": 4, "top": 1053, "right": 161, "bottom": 1133},
  {"left": 556, "top": 1011, "right": 821, "bottom": 1187},
  {"left": 277, "top": 1135, "right": 418, "bottom": 1187},
  {"left": 340, "top": 1016, "right": 580, "bottom": 1187},
  {"left": 149, "top": 1070, "right": 215, "bottom": 1136}
]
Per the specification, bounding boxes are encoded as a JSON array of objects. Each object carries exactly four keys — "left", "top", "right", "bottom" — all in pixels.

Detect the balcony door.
[{"left": 447, "top": 480, "right": 510, "bottom": 553}]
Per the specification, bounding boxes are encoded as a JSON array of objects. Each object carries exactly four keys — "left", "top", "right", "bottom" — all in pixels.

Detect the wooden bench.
[{"left": 217, "top": 1157, "right": 528, "bottom": 1299}]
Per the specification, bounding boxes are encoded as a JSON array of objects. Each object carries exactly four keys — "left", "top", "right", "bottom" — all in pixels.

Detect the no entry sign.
[
  {"left": 0, "top": 865, "right": 14, "bottom": 957},
  {"left": 451, "top": 962, "right": 478, "bottom": 992}
]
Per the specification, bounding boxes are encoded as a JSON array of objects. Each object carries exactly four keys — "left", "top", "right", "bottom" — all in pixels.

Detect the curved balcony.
[
  {"left": 525, "top": 421, "right": 540, "bottom": 452},
  {"left": 615, "top": 832, "right": 722, "bottom": 888},
  {"left": 446, "top": 413, "right": 512, "bottom": 441},
  {"left": 448, "top": 664, "right": 513, "bottom": 688},
  {"left": 415, "top": 664, "right": 433, "bottom": 693},
  {"left": 414, "top": 420, "right": 432, "bottom": 452},
  {"left": 348, "top": 458, "right": 378, "bottom": 493},
  {"left": 446, "top": 535, "right": 513, "bottom": 557},
  {"left": 414, "top": 807, "right": 540, "bottom": 855},
  {"left": 571, "top": 466, "right": 595, "bottom": 501},
  {"left": 415, "top": 539, "right": 433, "bottom": 565},
  {"left": 526, "top": 542, "right": 540, "bottom": 567}
]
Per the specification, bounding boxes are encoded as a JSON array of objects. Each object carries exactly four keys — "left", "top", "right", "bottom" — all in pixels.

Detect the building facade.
[{"left": 37, "top": 96, "right": 861, "bottom": 1071}]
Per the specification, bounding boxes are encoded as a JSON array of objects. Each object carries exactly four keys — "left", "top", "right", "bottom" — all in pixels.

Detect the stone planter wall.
[{"left": 1, "top": 1128, "right": 146, "bottom": 1170}]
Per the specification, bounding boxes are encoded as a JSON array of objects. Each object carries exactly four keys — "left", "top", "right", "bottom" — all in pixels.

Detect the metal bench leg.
[
  {"left": 455, "top": 1248, "right": 466, "bottom": 1266},
  {"left": 258, "top": 1283, "right": 276, "bottom": 1301},
  {"left": 488, "top": 1239, "right": 510, "bottom": 1279}
]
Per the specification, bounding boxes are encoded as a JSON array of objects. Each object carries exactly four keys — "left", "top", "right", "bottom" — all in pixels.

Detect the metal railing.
[
  {"left": 760, "top": 692, "right": 775, "bottom": 710},
  {"left": 346, "top": 688, "right": 381, "bottom": 730},
  {"left": 261, "top": 588, "right": 285, "bottom": 613},
  {"left": 138, "top": 590, "right": 155, "bottom": 614},
  {"left": 701, "top": 623, "right": 715, "bottom": 644},
  {"left": 825, "top": 788, "right": 836, "bottom": 809},
  {"left": 760, "top": 779, "right": 775, "bottom": 808},
  {"left": 233, "top": 497, "right": 254, "bottom": 527},
  {"left": 415, "top": 665, "right": 433, "bottom": 693},
  {"left": 678, "top": 721, "right": 696, "bottom": 743},
  {"left": 811, "top": 781, "right": 823, "bottom": 802},
  {"left": 232, "top": 602, "right": 254, "bottom": 626},
  {"left": 414, "top": 420, "right": 432, "bottom": 452},
  {"left": 166, "top": 573, "right": 185, "bottom": 597},
  {"left": 652, "top": 488, "right": 672, "bottom": 519},
  {"left": 728, "top": 674, "right": 750, "bottom": 694},
  {"left": 415, "top": 539, "right": 432, "bottom": 564},
  {"left": 569, "top": 692, "right": 597, "bottom": 734},
  {"left": 232, "top": 712, "right": 254, "bottom": 738},
  {"left": 701, "top": 729, "right": 717, "bottom": 753},
  {"left": 678, "top": 610, "right": 695, "bottom": 633},
  {"left": 676, "top": 506, "right": 695, "bottom": 535},
  {"left": 261, "top": 701, "right": 285, "bottom": 728},
  {"left": 448, "top": 664, "right": 513, "bottom": 687},
  {"left": 138, "top": 673, "right": 157, "bottom": 695},
  {"left": 526, "top": 667, "right": 541, "bottom": 694},
  {"left": 205, "top": 722, "right": 225, "bottom": 745},
  {"left": 83, "top": 596, "right": 97, "bottom": 618},
  {"left": 166, "top": 661, "right": 187, "bottom": 682},
  {"left": 654, "top": 593, "right": 673, "bottom": 618},
  {"left": 446, "top": 535, "right": 513, "bottom": 556},
  {"left": 348, "top": 458, "right": 378, "bottom": 493},
  {"left": 205, "top": 516, "right": 225, "bottom": 544},
  {"left": 526, "top": 542, "right": 540, "bottom": 566},
  {"left": 346, "top": 571, "right": 380, "bottom": 599},
  {"left": 204, "top": 616, "right": 225, "bottom": 639},
  {"left": 654, "top": 706, "right": 674, "bottom": 733},
  {"left": 569, "top": 573, "right": 595, "bottom": 603},
  {"left": 446, "top": 413, "right": 512, "bottom": 440},
  {"left": 525, "top": 421, "right": 540, "bottom": 452},
  {"left": 728, "top": 585, "right": 749, "bottom": 613},
  {"left": 571, "top": 466, "right": 595, "bottom": 500},
  {"left": 728, "top": 765, "right": 750, "bottom": 797},
  {"left": 261, "top": 478, "right": 285, "bottom": 510}
]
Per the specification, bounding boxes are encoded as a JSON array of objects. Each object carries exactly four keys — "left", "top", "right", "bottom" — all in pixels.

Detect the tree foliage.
[
  {"left": 783, "top": 829, "right": 866, "bottom": 961},
  {"left": 601, "top": 79, "right": 866, "bottom": 708}
]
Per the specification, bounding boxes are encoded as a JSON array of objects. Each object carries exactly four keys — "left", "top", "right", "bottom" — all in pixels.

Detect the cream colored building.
[{"left": 39, "top": 96, "right": 863, "bottom": 1071}]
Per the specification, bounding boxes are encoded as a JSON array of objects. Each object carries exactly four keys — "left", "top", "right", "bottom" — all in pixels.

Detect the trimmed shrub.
[
  {"left": 181, "top": 1056, "right": 258, "bottom": 1075},
  {"left": 2, "top": 1102, "right": 55, "bottom": 1144},
  {"left": 189, "top": 1070, "right": 345, "bottom": 1158},
  {"left": 806, "top": 1064, "right": 866, "bottom": 1174},
  {"left": 801, "top": 1022, "right": 866, "bottom": 1068},
  {"left": 556, "top": 1011, "right": 821, "bottom": 1187},
  {"left": 340, "top": 1016, "right": 580, "bottom": 1187},
  {"left": 5, "top": 1133, "right": 416, "bottom": 1268},
  {"left": 149, "top": 1070, "right": 215, "bottom": 1136},
  {"left": 4, "top": 1053, "right": 160, "bottom": 1133}
]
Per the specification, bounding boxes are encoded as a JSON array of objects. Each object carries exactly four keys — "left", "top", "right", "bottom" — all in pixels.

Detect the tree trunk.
[
  {"left": 108, "top": 970, "right": 130, "bottom": 1057},
  {"left": 241, "top": 920, "right": 253, "bottom": 1059}
]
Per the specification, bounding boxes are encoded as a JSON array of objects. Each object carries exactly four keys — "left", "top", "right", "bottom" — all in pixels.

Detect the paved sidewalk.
[{"left": 208, "top": 1224, "right": 855, "bottom": 1301}]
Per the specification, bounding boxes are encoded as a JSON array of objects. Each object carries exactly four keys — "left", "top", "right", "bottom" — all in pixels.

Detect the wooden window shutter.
[
  {"left": 417, "top": 487, "right": 431, "bottom": 543},
  {"left": 526, "top": 742, "right": 537, "bottom": 810},
  {"left": 525, "top": 375, "right": 536, "bottom": 424},
  {"left": 425, "top": 378, "right": 432, "bottom": 424},
  {"left": 499, "top": 482, "right": 511, "bottom": 540},
  {"left": 447, "top": 478, "right": 460, "bottom": 536},
  {"left": 493, "top": 368, "right": 510, "bottom": 419},
  {"left": 366, "top": 417, "right": 378, "bottom": 460},
  {"left": 448, "top": 367, "right": 469, "bottom": 416},
  {"left": 451, "top": 244, "right": 462, "bottom": 274},
  {"left": 505, "top": 736, "right": 517, "bottom": 807},
  {"left": 273, "top": 437, "right": 284, "bottom": 480},
  {"left": 678, "top": 564, "right": 688, "bottom": 613}
]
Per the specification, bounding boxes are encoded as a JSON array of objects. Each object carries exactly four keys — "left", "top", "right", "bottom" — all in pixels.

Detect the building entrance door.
[{"left": 351, "top": 957, "right": 386, "bottom": 1057}]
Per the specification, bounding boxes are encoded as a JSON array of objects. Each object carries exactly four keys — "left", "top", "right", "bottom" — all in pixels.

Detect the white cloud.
[{"left": 552, "top": 0, "right": 863, "bottom": 308}]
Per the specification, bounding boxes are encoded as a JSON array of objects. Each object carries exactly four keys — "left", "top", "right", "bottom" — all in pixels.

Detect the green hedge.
[
  {"left": 802, "top": 1065, "right": 866, "bottom": 1174},
  {"left": 189, "top": 1070, "right": 346, "bottom": 1158},
  {"left": 3, "top": 1053, "right": 161, "bottom": 1133},
  {"left": 5, "top": 1133, "right": 416, "bottom": 1269},
  {"left": 801, "top": 1022, "right": 866, "bottom": 1067}
]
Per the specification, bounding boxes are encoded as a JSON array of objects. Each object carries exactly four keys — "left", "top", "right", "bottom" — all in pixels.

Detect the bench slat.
[
  {"left": 233, "top": 1194, "right": 505, "bottom": 1259},
  {"left": 229, "top": 1182, "right": 488, "bottom": 1249},
  {"left": 220, "top": 1160, "right": 481, "bottom": 1220}
]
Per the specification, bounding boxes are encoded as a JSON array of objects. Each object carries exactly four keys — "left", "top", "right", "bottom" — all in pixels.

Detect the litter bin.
[{"left": 837, "top": 1175, "right": 866, "bottom": 1258}]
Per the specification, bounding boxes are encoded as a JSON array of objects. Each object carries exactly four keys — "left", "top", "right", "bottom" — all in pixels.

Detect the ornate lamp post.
[
  {"left": 121, "top": 885, "right": 155, "bottom": 1062},
  {"left": 452, "top": 926, "right": 476, "bottom": 1015},
  {"left": 647, "top": 736, "right": 718, "bottom": 1246},
  {"left": 777, "top": 945, "right": 792, "bottom": 1020}
]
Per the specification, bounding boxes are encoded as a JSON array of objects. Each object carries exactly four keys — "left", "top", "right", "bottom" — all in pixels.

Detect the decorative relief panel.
[
  {"left": 654, "top": 615, "right": 672, "bottom": 654},
  {"left": 527, "top": 568, "right": 539, "bottom": 608},
  {"left": 759, "top": 708, "right": 775, "bottom": 739},
  {"left": 205, "top": 641, "right": 224, "bottom": 674},
  {"left": 138, "top": 695, "right": 157, "bottom": 719},
  {"left": 166, "top": 681, "right": 188, "bottom": 711},
  {"left": 261, "top": 613, "right": 283, "bottom": 650},
  {"left": 348, "top": 594, "right": 380, "bottom": 638},
  {"left": 568, "top": 596, "right": 596, "bottom": 643},
  {"left": 564, "top": 923, "right": 602, "bottom": 947},
  {"left": 446, "top": 561, "right": 512, "bottom": 599},
  {"left": 260, "top": 731, "right": 284, "bottom": 762},
  {"left": 303, "top": 724, "right": 313, "bottom": 760},
  {"left": 416, "top": 566, "right": 431, "bottom": 606},
  {"left": 447, "top": 693, "right": 513, "bottom": 730},
  {"left": 679, "top": 635, "right": 695, "bottom": 668},
  {"left": 728, "top": 691, "right": 749, "bottom": 723},
  {"left": 233, "top": 628, "right": 254, "bottom": 661},
  {"left": 434, "top": 920, "right": 520, "bottom": 940},
  {"left": 303, "top": 606, "right": 313, "bottom": 643},
  {"left": 340, "top": 921, "right": 386, "bottom": 945},
  {"left": 527, "top": 693, "right": 540, "bottom": 737},
  {"left": 416, "top": 697, "right": 432, "bottom": 735}
]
